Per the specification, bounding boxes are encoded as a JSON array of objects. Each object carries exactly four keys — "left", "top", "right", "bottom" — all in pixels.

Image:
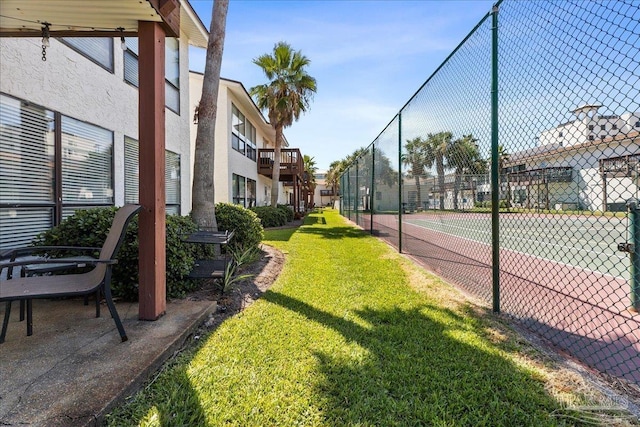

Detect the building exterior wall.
[
  {"left": 189, "top": 73, "right": 290, "bottom": 208},
  {"left": 0, "top": 34, "right": 193, "bottom": 214}
]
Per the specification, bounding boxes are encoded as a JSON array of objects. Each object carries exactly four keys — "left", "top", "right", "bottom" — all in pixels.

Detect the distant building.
[{"left": 505, "top": 105, "right": 639, "bottom": 212}]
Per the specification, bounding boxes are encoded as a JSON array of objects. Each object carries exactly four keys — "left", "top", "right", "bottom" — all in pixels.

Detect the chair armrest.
[
  {"left": 0, "top": 257, "right": 117, "bottom": 270},
  {"left": 0, "top": 246, "right": 101, "bottom": 261}
]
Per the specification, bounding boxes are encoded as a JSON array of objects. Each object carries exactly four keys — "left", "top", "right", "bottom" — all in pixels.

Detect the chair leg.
[
  {"left": 1, "top": 301, "right": 12, "bottom": 343},
  {"left": 102, "top": 274, "right": 127, "bottom": 342},
  {"left": 19, "top": 299, "right": 25, "bottom": 321},
  {"left": 95, "top": 290, "right": 101, "bottom": 318},
  {"left": 26, "top": 299, "right": 33, "bottom": 336}
]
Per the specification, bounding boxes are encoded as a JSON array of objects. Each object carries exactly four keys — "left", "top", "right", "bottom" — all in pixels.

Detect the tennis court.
[{"left": 368, "top": 211, "right": 640, "bottom": 384}]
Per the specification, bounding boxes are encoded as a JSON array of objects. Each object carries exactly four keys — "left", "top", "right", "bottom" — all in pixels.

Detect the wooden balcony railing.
[{"left": 257, "top": 148, "right": 303, "bottom": 180}]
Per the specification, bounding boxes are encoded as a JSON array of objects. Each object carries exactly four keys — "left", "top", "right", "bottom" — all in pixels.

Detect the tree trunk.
[
  {"left": 270, "top": 125, "right": 283, "bottom": 207},
  {"left": 191, "top": 0, "right": 229, "bottom": 230},
  {"left": 453, "top": 172, "right": 461, "bottom": 210},
  {"left": 414, "top": 174, "right": 421, "bottom": 210},
  {"left": 437, "top": 156, "right": 445, "bottom": 210}
]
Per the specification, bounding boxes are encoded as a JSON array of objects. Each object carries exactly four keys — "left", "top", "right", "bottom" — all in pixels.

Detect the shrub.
[
  {"left": 33, "top": 207, "right": 201, "bottom": 301},
  {"left": 277, "top": 204, "right": 295, "bottom": 222},
  {"left": 250, "top": 206, "right": 287, "bottom": 228},
  {"left": 214, "top": 203, "right": 264, "bottom": 251}
]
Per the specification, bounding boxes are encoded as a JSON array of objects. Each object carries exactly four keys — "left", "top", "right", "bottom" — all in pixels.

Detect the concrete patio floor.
[{"left": 0, "top": 296, "right": 216, "bottom": 426}]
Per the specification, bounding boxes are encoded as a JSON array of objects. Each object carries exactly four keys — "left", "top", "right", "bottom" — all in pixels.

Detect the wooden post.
[{"left": 137, "top": 21, "right": 166, "bottom": 320}]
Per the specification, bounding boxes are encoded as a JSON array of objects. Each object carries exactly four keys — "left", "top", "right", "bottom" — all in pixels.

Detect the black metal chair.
[{"left": 0, "top": 204, "right": 141, "bottom": 343}]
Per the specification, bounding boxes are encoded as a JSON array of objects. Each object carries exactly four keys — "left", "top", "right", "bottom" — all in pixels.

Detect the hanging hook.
[
  {"left": 117, "top": 27, "right": 126, "bottom": 51},
  {"left": 41, "top": 22, "right": 50, "bottom": 61}
]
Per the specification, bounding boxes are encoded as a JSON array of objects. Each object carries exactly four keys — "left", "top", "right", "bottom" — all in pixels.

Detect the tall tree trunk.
[
  {"left": 414, "top": 175, "right": 421, "bottom": 210},
  {"left": 270, "top": 125, "right": 283, "bottom": 207},
  {"left": 453, "top": 171, "right": 461, "bottom": 210},
  {"left": 192, "top": 0, "right": 229, "bottom": 230},
  {"left": 437, "top": 156, "right": 445, "bottom": 210}
]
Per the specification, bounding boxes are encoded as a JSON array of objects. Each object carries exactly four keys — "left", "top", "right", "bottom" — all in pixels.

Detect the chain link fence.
[{"left": 339, "top": 0, "right": 640, "bottom": 387}]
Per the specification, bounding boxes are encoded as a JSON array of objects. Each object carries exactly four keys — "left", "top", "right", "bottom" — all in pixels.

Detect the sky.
[{"left": 188, "top": 0, "right": 496, "bottom": 171}]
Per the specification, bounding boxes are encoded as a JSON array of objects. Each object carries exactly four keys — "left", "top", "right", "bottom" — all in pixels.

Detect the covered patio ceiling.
[{"left": 0, "top": 0, "right": 208, "bottom": 47}]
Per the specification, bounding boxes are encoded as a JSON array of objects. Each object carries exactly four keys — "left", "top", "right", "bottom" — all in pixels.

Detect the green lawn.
[{"left": 106, "top": 209, "right": 630, "bottom": 426}]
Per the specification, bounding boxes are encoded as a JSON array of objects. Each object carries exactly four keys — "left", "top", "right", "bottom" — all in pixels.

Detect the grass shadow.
[
  {"left": 262, "top": 291, "right": 579, "bottom": 426},
  {"left": 104, "top": 357, "right": 209, "bottom": 425}
]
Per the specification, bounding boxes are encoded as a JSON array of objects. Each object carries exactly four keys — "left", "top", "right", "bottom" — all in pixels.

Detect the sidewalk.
[{"left": 0, "top": 296, "right": 215, "bottom": 426}]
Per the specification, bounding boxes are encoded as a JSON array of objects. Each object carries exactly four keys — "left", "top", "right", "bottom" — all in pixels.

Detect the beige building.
[{"left": 188, "top": 74, "right": 296, "bottom": 208}]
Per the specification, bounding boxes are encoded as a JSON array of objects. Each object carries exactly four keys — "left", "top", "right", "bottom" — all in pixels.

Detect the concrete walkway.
[{"left": 0, "top": 296, "right": 215, "bottom": 426}]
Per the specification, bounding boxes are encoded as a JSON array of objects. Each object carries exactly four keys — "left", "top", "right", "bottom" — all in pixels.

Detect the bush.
[
  {"left": 214, "top": 203, "right": 264, "bottom": 251},
  {"left": 33, "top": 207, "right": 201, "bottom": 301},
  {"left": 250, "top": 206, "right": 287, "bottom": 228},
  {"left": 277, "top": 204, "right": 295, "bottom": 222}
]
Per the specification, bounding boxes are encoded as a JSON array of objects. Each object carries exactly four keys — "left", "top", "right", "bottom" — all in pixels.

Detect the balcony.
[
  {"left": 509, "top": 167, "right": 573, "bottom": 184},
  {"left": 258, "top": 148, "right": 303, "bottom": 181}
]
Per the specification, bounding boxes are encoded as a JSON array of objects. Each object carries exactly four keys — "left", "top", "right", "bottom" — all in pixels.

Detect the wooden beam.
[
  {"left": 137, "top": 21, "right": 166, "bottom": 320},
  {"left": 148, "top": 0, "right": 180, "bottom": 37}
]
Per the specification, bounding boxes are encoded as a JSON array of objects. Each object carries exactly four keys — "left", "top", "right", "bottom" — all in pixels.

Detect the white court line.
[{"left": 402, "top": 219, "right": 627, "bottom": 281}]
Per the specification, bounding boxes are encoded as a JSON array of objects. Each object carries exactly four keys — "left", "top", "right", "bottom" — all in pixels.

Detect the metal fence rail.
[{"left": 339, "top": 0, "right": 640, "bottom": 387}]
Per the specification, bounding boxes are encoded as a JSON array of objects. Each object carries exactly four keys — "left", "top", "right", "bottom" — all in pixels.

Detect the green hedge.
[
  {"left": 32, "top": 204, "right": 264, "bottom": 301},
  {"left": 250, "top": 206, "right": 288, "bottom": 228},
  {"left": 214, "top": 202, "right": 264, "bottom": 251},
  {"left": 33, "top": 207, "right": 200, "bottom": 301}
]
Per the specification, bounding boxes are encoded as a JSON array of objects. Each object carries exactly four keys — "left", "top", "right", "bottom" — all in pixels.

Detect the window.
[
  {"left": 588, "top": 124, "right": 594, "bottom": 130},
  {"left": 635, "top": 120, "right": 640, "bottom": 128},
  {"left": 231, "top": 104, "right": 257, "bottom": 161},
  {"left": 0, "top": 95, "right": 55, "bottom": 248},
  {"left": 232, "top": 174, "right": 256, "bottom": 207},
  {"left": 165, "top": 38, "right": 180, "bottom": 113},
  {"left": 0, "top": 93, "right": 113, "bottom": 250},
  {"left": 247, "top": 178, "right": 256, "bottom": 207},
  {"left": 124, "top": 37, "right": 180, "bottom": 113},
  {"left": 165, "top": 150, "right": 181, "bottom": 214},
  {"left": 612, "top": 124, "right": 618, "bottom": 130},
  {"left": 600, "top": 124, "right": 606, "bottom": 131},
  {"left": 588, "top": 135, "right": 595, "bottom": 141},
  {"left": 557, "top": 132, "right": 563, "bottom": 138},
  {"left": 60, "top": 37, "right": 114, "bottom": 71},
  {"left": 61, "top": 115, "right": 113, "bottom": 205},
  {"left": 123, "top": 136, "right": 181, "bottom": 214}
]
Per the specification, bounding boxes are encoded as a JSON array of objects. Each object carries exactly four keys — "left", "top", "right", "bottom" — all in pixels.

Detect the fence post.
[
  {"left": 371, "top": 145, "right": 375, "bottom": 234},
  {"left": 491, "top": 3, "right": 500, "bottom": 314},
  {"left": 355, "top": 161, "right": 359, "bottom": 226},
  {"left": 629, "top": 198, "right": 640, "bottom": 311},
  {"left": 398, "top": 112, "right": 403, "bottom": 253}
]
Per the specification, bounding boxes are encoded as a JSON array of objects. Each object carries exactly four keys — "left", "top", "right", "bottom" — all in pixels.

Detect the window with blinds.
[
  {"left": 0, "top": 94, "right": 55, "bottom": 204},
  {"left": 0, "top": 94, "right": 56, "bottom": 249},
  {"left": 124, "top": 137, "right": 139, "bottom": 204},
  {"left": 124, "top": 137, "right": 181, "bottom": 214},
  {"left": 166, "top": 150, "right": 181, "bottom": 214},
  {"left": 124, "top": 37, "right": 179, "bottom": 113},
  {"left": 61, "top": 116, "right": 113, "bottom": 205},
  {"left": 59, "top": 37, "right": 114, "bottom": 72}
]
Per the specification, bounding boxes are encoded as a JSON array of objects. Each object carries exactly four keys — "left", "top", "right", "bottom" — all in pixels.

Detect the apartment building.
[
  {"left": 0, "top": 2, "right": 208, "bottom": 250},
  {"left": 190, "top": 74, "right": 288, "bottom": 208}
]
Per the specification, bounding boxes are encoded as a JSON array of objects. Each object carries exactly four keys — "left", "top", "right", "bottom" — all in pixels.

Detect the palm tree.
[
  {"left": 250, "top": 42, "right": 317, "bottom": 207},
  {"left": 402, "top": 137, "right": 428, "bottom": 210},
  {"left": 326, "top": 159, "right": 344, "bottom": 204},
  {"left": 303, "top": 154, "right": 318, "bottom": 209},
  {"left": 446, "top": 134, "right": 483, "bottom": 210},
  {"left": 191, "top": 0, "right": 229, "bottom": 230},
  {"left": 425, "top": 131, "right": 453, "bottom": 210}
]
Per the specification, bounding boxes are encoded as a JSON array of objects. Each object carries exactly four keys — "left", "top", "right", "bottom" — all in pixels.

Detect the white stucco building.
[
  {"left": 0, "top": 2, "right": 208, "bottom": 249},
  {"left": 188, "top": 74, "right": 291, "bottom": 208},
  {"left": 506, "top": 105, "right": 639, "bottom": 212}
]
